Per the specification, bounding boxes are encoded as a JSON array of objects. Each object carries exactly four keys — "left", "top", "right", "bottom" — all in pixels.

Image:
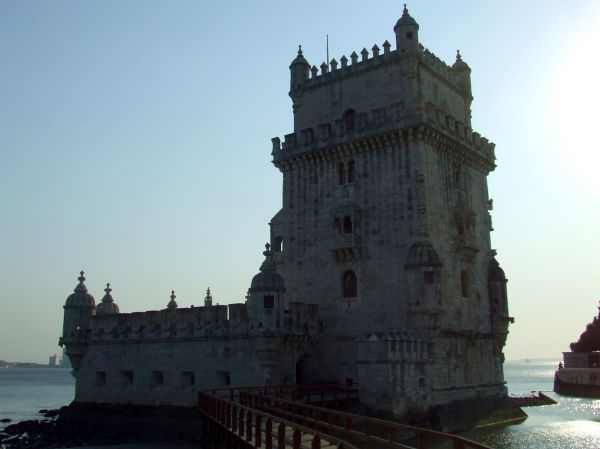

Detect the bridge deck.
[{"left": 199, "top": 384, "right": 492, "bottom": 449}]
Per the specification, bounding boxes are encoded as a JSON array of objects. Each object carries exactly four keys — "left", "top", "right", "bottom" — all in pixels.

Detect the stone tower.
[
  {"left": 270, "top": 6, "right": 512, "bottom": 414},
  {"left": 60, "top": 271, "right": 96, "bottom": 372}
]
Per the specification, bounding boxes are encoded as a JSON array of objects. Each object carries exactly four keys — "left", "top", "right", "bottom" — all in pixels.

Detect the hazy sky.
[{"left": 1, "top": 1, "right": 599, "bottom": 363}]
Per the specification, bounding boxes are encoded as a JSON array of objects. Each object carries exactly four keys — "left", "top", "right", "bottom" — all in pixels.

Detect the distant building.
[
  {"left": 48, "top": 354, "right": 57, "bottom": 367},
  {"left": 60, "top": 7, "right": 512, "bottom": 418},
  {"left": 59, "top": 349, "right": 71, "bottom": 368}
]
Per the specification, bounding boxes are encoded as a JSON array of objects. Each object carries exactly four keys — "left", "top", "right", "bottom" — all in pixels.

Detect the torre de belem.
[{"left": 60, "top": 7, "right": 512, "bottom": 418}]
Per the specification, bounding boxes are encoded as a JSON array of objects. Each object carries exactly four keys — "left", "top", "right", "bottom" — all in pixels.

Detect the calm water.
[{"left": 1, "top": 360, "right": 599, "bottom": 448}]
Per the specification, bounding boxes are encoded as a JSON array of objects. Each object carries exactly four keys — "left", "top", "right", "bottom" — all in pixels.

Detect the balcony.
[
  {"left": 331, "top": 233, "right": 360, "bottom": 262},
  {"left": 456, "top": 237, "right": 479, "bottom": 262}
]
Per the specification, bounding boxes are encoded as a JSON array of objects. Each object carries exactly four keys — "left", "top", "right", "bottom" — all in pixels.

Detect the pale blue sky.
[{"left": 1, "top": 1, "right": 599, "bottom": 363}]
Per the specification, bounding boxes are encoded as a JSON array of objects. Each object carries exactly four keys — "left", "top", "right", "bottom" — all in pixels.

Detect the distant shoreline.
[{"left": 0, "top": 361, "right": 68, "bottom": 369}]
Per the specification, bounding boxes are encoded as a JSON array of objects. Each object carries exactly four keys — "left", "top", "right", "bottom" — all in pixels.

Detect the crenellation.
[{"left": 360, "top": 47, "right": 369, "bottom": 62}]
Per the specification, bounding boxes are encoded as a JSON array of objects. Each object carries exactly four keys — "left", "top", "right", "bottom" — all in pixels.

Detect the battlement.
[
  {"left": 86, "top": 301, "right": 321, "bottom": 343},
  {"left": 272, "top": 102, "right": 495, "bottom": 168},
  {"left": 293, "top": 43, "right": 466, "bottom": 96},
  {"left": 357, "top": 332, "right": 430, "bottom": 362}
]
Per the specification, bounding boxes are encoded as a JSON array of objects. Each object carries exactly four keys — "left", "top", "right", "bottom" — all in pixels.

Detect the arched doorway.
[{"left": 295, "top": 354, "right": 313, "bottom": 385}]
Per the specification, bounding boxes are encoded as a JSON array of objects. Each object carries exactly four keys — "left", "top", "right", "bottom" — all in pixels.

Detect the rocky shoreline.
[{"left": 0, "top": 404, "right": 203, "bottom": 449}]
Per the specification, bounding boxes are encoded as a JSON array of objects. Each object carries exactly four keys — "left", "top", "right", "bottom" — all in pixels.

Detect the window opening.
[
  {"left": 347, "top": 160, "right": 356, "bottom": 183},
  {"left": 342, "top": 270, "right": 358, "bottom": 298},
  {"left": 263, "top": 295, "right": 274, "bottom": 309},
  {"left": 152, "top": 371, "right": 164, "bottom": 386},
  {"left": 95, "top": 371, "right": 106, "bottom": 386},
  {"left": 337, "top": 162, "right": 346, "bottom": 185},
  {"left": 121, "top": 370, "right": 134, "bottom": 385},
  {"left": 423, "top": 271, "right": 434, "bottom": 284},
  {"left": 343, "top": 109, "right": 356, "bottom": 134},
  {"left": 181, "top": 371, "right": 195, "bottom": 386},
  {"left": 343, "top": 216, "right": 353, "bottom": 234},
  {"left": 461, "top": 271, "right": 470, "bottom": 297}
]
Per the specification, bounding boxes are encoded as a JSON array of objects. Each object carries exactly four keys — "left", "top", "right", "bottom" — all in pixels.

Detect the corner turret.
[
  {"left": 452, "top": 50, "right": 472, "bottom": 96},
  {"left": 204, "top": 287, "right": 213, "bottom": 307},
  {"left": 289, "top": 45, "right": 310, "bottom": 93},
  {"left": 62, "top": 271, "right": 95, "bottom": 340},
  {"left": 96, "top": 283, "right": 120, "bottom": 315},
  {"left": 60, "top": 271, "right": 95, "bottom": 372},
  {"left": 394, "top": 4, "right": 419, "bottom": 53},
  {"left": 247, "top": 243, "right": 286, "bottom": 332},
  {"left": 167, "top": 290, "right": 178, "bottom": 310}
]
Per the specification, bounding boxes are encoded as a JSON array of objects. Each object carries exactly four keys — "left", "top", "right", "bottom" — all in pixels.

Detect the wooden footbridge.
[{"left": 198, "top": 384, "right": 492, "bottom": 449}]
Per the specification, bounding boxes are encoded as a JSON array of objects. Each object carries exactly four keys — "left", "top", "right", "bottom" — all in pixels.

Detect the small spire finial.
[
  {"left": 298, "top": 45, "right": 303, "bottom": 56},
  {"left": 104, "top": 283, "right": 111, "bottom": 294},
  {"left": 78, "top": 271, "right": 85, "bottom": 283},
  {"left": 167, "top": 290, "right": 178, "bottom": 309},
  {"left": 204, "top": 287, "right": 213, "bottom": 307},
  {"left": 403, "top": 3, "right": 408, "bottom": 14},
  {"left": 456, "top": 49, "right": 462, "bottom": 61}
]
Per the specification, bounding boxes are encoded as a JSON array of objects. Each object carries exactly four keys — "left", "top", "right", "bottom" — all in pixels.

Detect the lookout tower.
[{"left": 270, "top": 6, "right": 511, "bottom": 415}]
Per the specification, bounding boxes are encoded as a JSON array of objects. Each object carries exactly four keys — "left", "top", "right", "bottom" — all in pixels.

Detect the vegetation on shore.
[{"left": 570, "top": 300, "right": 600, "bottom": 352}]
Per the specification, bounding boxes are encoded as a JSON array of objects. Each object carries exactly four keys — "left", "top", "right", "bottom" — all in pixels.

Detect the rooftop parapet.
[
  {"left": 271, "top": 101, "right": 495, "bottom": 168},
  {"left": 89, "top": 303, "right": 242, "bottom": 341},
  {"left": 290, "top": 43, "right": 469, "bottom": 98},
  {"left": 86, "top": 299, "right": 322, "bottom": 342}
]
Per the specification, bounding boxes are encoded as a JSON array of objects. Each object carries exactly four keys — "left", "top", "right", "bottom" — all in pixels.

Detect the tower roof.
[
  {"left": 394, "top": 4, "right": 419, "bottom": 30},
  {"left": 488, "top": 257, "right": 507, "bottom": 282},
  {"left": 452, "top": 50, "right": 471, "bottom": 72},
  {"left": 167, "top": 290, "right": 178, "bottom": 309},
  {"left": 65, "top": 271, "right": 95, "bottom": 307},
  {"left": 405, "top": 241, "right": 443, "bottom": 268},
  {"left": 249, "top": 243, "right": 285, "bottom": 292},
  {"left": 289, "top": 45, "right": 310, "bottom": 68},
  {"left": 96, "top": 282, "right": 120, "bottom": 315}
]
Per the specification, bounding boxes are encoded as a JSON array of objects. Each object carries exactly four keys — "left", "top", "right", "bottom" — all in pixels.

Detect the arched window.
[
  {"left": 343, "top": 216, "right": 353, "bottom": 234},
  {"left": 342, "top": 270, "right": 357, "bottom": 298},
  {"left": 343, "top": 109, "right": 356, "bottom": 134},
  {"left": 334, "top": 217, "right": 342, "bottom": 234},
  {"left": 273, "top": 236, "right": 283, "bottom": 252},
  {"left": 347, "top": 160, "right": 356, "bottom": 183},
  {"left": 461, "top": 271, "right": 470, "bottom": 297},
  {"left": 263, "top": 295, "right": 274, "bottom": 309},
  {"left": 337, "top": 162, "right": 346, "bottom": 185}
]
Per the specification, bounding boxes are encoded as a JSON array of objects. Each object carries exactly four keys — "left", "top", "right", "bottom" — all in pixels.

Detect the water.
[
  {"left": 0, "top": 367, "right": 74, "bottom": 430},
  {"left": 462, "top": 359, "right": 600, "bottom": 448},
  {"left": 1, "top": 360, "right": 599, "bottom": 448}
]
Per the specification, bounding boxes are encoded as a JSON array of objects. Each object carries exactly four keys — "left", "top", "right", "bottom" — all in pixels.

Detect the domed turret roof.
[
  {"left": 488, "top": 257, "right": 507, "bottom": 282},
  {"left": 96, "top": 283, "right": 120, "bottom": 315},
  {"left": 394, "top": 4, "right": 419, "bottom": 30},
  {"left": 167, "top": 290, "right": 178, "bottom": 309},
  {"left": 452, "top": 50, "right": 471, "bottom": 72},
  {"left": 405, "top": 241, "right": 443, "bottom": 268},
  {"left": 289, "top": 45, "right": 310, "bottom": 68},
  {"left": 249, "top": 243, "right": 285, "bottom": 292},
  {"left": 65, "top": 271, "right": 95, "bottom": 307}
]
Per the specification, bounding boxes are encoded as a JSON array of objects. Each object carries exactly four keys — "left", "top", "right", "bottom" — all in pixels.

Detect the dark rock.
[{"left": 0, "top": 418, "right": 11, "bottom": 423}]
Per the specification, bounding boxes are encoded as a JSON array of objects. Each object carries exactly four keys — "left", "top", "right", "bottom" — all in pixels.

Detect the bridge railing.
[
  {"left": 199, "top": 391, "right": 361, "bottom": 449},
  {"left": 238, "top": 390, "right": 492, "bottom": 449}
]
